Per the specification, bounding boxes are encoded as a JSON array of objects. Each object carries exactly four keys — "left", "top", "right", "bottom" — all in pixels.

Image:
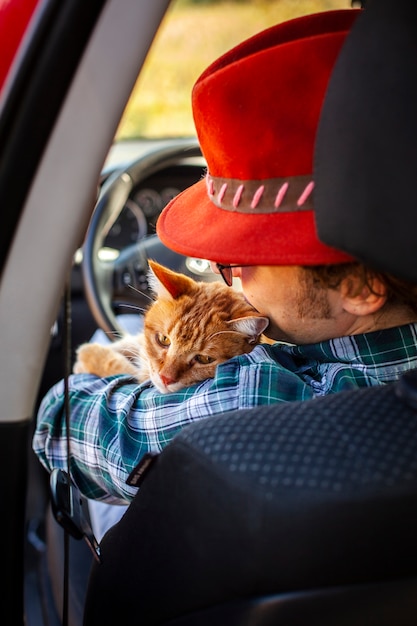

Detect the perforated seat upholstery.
[{"left": 84, "top": 373, "right": 417, "bottom": 625}]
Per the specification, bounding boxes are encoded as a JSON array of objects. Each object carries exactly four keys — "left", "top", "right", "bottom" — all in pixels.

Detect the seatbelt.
[{"left": 49, "top": 280, "right": 101, "bottom": 625}]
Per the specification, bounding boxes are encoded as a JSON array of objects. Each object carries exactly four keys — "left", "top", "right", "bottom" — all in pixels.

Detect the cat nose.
[{"left": 160, "top": 373, "right": 176, "bottom": 387}]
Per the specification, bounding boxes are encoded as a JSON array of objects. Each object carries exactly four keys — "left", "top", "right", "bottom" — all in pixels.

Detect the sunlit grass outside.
[{"left": 115, "top": 0, "right": 351, "bottom": 140}]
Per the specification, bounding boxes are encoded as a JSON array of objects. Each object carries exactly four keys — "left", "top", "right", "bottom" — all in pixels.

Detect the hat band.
[{"left": 206, "top": 173, "right": 314, "bottom": 214}]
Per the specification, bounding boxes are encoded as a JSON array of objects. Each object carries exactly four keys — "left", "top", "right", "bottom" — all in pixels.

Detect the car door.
[{"left": 0, "top": 1, "right": 170, "bottom": 623}]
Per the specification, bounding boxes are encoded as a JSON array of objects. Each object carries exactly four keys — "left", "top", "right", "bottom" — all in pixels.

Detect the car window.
[{"left": 115, "top": 0, "right": 349, "bottom": 140}]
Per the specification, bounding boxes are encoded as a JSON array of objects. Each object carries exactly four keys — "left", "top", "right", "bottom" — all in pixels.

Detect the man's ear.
[{"left": 340, "top": 274, "right": 387, "bottom": 316}]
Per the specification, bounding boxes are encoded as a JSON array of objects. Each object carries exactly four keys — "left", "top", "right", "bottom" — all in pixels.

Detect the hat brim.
[{"left": 157, "top": 179, "right": 353, "bottom": 266}]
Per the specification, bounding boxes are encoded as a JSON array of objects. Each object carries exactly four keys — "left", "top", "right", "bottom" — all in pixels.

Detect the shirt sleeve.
[{"left": 33, "top": 345, "right": 314, "bottom": 503}]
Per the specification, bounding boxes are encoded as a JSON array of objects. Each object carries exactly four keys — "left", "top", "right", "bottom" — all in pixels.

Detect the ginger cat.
[{"left": 73, "top": 260, "right": 269, "bottom": 393}]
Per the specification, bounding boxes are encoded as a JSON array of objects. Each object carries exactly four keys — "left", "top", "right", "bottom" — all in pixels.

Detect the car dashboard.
[{"left": 101, "top": 159, "right": 204, "bottom": 253}]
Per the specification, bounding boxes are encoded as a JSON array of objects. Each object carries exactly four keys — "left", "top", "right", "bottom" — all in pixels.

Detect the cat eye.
[
  {"left": 156, "top": 333, "right": 171, "bottom": 347},
  {"left": 194, "top": 354, "right": 215, "bottom": 365},
  {"left": 216, "top": 263, "right": 253, "bottom": 287}
]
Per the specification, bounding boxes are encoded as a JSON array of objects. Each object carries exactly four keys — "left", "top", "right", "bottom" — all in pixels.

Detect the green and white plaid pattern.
[{"left": 33, "top": 323, "right": 417, "bottom": 503}]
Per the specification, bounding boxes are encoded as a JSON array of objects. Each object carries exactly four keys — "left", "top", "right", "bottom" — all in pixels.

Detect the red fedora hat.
[{"left": 157, "top": 9, "right": 360, "bottom": 265}]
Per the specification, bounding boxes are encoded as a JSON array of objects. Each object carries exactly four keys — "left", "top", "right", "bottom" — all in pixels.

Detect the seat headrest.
[{"left": 314, "top": 0, "right": 417, "bottom": 282}]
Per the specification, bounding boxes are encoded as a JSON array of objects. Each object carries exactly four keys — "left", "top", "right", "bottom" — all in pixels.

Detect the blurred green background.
[{"left": 116, "top": 0, "right": 351, "bottom": 139}]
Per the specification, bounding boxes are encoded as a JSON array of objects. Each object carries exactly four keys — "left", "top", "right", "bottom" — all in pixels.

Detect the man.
[{"left": 33, "top": 8, "right": 417, "bottom": 505}]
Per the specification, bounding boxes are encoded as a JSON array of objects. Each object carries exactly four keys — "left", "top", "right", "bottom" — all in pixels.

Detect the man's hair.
[{"left": 303, "top": 263, "right": 417, "bottom": 316}]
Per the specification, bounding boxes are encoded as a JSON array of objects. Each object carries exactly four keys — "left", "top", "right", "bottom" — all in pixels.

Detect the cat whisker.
[
  {"left": 102, "top": 330, "right": 125, "bottom": 340},
  {"left": 209, "top": 330, "right": 246, "bottom": 339},
  {"left": 117, "top": 303, "right": 148, "bottom": 314},
  {"left": 126, "top": 284, "right": 155, "bottom": 303}
]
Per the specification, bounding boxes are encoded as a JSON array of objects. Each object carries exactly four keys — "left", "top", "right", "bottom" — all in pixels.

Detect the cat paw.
[
  {"left": 73, "top": 343, "right": 102, "bottom": 374},
  {"left": 73, "top": 342, "right": 139, "bottom": 379}
]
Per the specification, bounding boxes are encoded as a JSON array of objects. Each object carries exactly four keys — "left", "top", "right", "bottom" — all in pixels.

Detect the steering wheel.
[{"left": 82, "top": 140, "right": 213, "bottom": 340}]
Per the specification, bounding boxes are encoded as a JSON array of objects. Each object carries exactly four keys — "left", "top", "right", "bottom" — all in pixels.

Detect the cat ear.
[
  {"left": 228, "top": 316, "right": 269, "bottom": 344},
  {"left": 147, "top": 259, "right": 195, "bottom": 300}
]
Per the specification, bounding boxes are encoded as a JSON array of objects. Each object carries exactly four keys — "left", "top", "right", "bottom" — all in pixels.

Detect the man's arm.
[{"left": 33, "top": 345, "right": 314, "bottom": 502}]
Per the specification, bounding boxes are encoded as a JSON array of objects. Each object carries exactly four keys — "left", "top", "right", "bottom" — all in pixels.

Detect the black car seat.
[
  {"left": 83, "top": 374, "right": 417, "bottom": 625},
  {"left": 314, "top": 0, "right": 417, "bottom": 284},
  {"left": 74, "top": 0, "right": 417, "bottom": 623}
]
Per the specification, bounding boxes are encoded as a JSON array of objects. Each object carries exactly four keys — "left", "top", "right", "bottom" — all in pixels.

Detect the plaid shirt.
[{"left": 33, "top": 323, "right": 417, "bottom": 503}]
